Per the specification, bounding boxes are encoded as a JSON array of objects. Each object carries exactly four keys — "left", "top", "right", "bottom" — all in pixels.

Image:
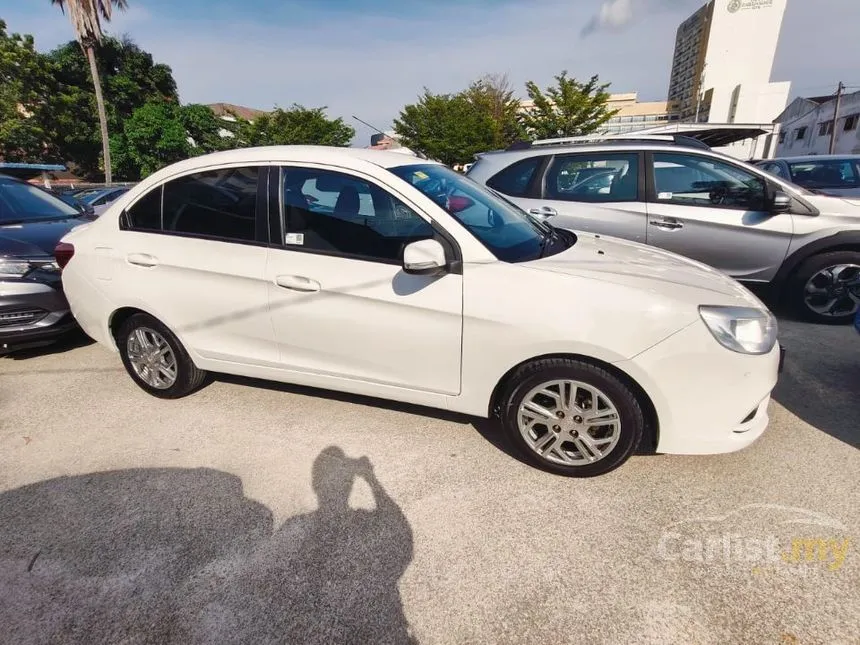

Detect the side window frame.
[
  {"left": 539, "top": 151, "right": 643, "bottom": 203},
  {"left": 645, "top": 151, "right": 769, "bottom": 212},
  {"left": 119, "top": 163, "right": 270, "bottom": 247},
  {"left": 270, "top": 164, "right": 462, "bottom": 272}
]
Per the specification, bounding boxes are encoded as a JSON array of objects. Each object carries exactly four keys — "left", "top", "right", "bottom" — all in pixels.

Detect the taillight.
[{"left": 54, "top": 242, "right": 75, "bottom": 270}]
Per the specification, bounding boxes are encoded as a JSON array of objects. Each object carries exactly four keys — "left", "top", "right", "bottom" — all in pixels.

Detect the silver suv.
[{"left": 467, "top": 135, "right": 860, "bottom": 324}]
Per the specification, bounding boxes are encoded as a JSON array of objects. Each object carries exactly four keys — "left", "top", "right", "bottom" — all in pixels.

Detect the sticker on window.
[
  {"left": 658, "top": 192, "right": 673, "bottom": 200},
  {"left": 285, "top": 233, "right": 305, "bottom": 245},
  {"left": 413, "top": 171, "right": 429, "bottom": 180}
]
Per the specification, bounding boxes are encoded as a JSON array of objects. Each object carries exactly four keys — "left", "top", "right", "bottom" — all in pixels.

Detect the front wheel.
[
  {"left": 498, "top": 358, "right": 645, "bottom": 477},
  {"left": 117, "top": 313, "right": 207, "bottom": 399},
  {"left": 789, "top": 251, "right": 860, "bottom": 324}
]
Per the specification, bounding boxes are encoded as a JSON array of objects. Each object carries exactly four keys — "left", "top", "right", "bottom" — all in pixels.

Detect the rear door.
[
  {"left": 500, "top": 151, "right": 648, "bottom": 243},
  {"left": 644, "top": 151, "right": 793, "bottom": 281}
]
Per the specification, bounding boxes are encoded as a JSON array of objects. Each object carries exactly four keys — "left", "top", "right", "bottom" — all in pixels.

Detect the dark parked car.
[
  {"left": 0, "top": 174, "right": 93, "bottom": 352},
  {"left": 50, "top": 190, "right": 96, "bottom": 217}
]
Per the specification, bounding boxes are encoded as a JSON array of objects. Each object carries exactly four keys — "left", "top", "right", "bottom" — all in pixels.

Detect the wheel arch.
[
  {"left": 488, "top": 352, "right": 660, "bottom": 453},
  {"left": 771, "top": 231, "right": 860, "bottom": 293},
  {"left": 108, "top": 306, "right": 154, "bottom": 348}
]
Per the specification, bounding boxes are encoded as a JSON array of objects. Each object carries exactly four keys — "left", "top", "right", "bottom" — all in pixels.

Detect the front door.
[
  {"left": 265, "top": 165, "right": 463, "bottom": 394},
  {"left": 645, "top": 151, "right": 794, "bottom": 282}
]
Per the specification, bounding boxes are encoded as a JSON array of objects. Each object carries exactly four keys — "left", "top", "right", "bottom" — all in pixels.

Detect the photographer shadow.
[{"left": 0, "top": 448, "right": 416, "bottom": 645}]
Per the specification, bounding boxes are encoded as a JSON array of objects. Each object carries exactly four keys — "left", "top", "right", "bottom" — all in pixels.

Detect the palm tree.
[{"left": 52, "top": 0, "right": 127, "bottom": 184}]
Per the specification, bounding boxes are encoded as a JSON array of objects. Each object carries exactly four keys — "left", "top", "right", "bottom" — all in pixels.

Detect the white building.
[
  {"left": 773, "top": 90, "right": 860, "bottom": 157},
  {"left": 667, "top": 0, "right": 791, "bottom": 158}
]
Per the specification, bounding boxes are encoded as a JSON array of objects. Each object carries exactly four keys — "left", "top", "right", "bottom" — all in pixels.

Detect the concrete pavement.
[{"left": 0, "top": 318, "right": 858, "bottom": 644}]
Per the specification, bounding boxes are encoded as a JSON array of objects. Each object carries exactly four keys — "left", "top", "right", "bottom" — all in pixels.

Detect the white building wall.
[{"left": 775, "top": 90, "right": 860, "bottom": 156}]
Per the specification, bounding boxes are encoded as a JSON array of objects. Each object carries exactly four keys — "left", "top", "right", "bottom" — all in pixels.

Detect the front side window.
[
  {"left": 788, "top": 159, "right": 860, "bottom": 191},
  {"left": 652, "top": 153, "right": 766, "bottom": 211},
  {"left": 545, "top": 153, "right": 639, "bottom": 202},
  {"left": 280, "top": 167, "right": 434, "bottom": 263},
  {"left": 486, "top": 156, "right": 542, "bottom": 197},
  {"left": 162, "top": 167, "right": 259, "bottom": 242},
  {"left": 390, "top": 163, "right": 566, "bottom": 263},
  {"left": 0, "top": 179, "right": 80, "bottom": 224}
]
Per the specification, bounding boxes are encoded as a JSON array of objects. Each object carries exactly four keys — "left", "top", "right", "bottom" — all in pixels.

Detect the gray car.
[
  {"left": 467, "top": 135, "right": 860, "bottom": 324},
  {"left": 755, "top": 155, "right": 860, "bottom": 198}
]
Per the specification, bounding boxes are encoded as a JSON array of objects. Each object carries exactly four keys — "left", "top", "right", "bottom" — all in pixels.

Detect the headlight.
[
  {"left": 0, "top": 259, "right": 32, "bottom": 278},
  {"left": 699, "top": 305, "right": 778, "bottom": 355}
]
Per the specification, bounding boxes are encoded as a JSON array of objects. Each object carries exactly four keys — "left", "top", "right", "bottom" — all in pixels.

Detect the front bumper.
[
  {"left": 615, "top": 321, "right": 781, "bottom": 456},
  {"left": 0, "top": 280, "right": 78, "bottom": 351}
]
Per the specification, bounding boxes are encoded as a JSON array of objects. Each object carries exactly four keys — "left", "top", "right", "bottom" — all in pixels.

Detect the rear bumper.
[{"left": 0, "top": 280, "right": 77, "bottom": 351}]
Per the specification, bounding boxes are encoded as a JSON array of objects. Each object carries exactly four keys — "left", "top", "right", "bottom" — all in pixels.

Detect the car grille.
[{"left": 0, "top": 307, "right": 48, "bottom": 328}]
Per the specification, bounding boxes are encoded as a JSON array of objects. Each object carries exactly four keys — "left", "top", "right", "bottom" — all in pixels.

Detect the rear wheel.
[
  {"left": 790, "top": 251, "right": 860, "bottom": 324},
  {"left": 117, "top": 313, "right": 207, "bottom": 398},
  {"left": 498, "top": 358, "right": 645, "bottom": 477}
]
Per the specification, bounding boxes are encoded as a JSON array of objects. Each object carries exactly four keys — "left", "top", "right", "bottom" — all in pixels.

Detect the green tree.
[
  {"left": 0, "top": 20, "right": 58, "bottom": 162},
  {"left": 51, "top": 0, "right": 128, "bottom": 183},
  {"left": 111, "top": 101, "right": 189, "bottom": 179},
  {"left": 393, "top": 90, "right": 497, "bottom": 166},
  {"left": 462, "top": 73, "right": 524, "bottom": 150},
  {"left": 48, "top": 36, "right": 178, "bottom": 178},
  {"left": 240, "top": 105, "right": 353, "bottom": 147},
  {"left": 181, "top": 103, "right": 236, "bottom": 153},
  {"left": 519, "top": 71, "right": 617, "bottom": 140}
]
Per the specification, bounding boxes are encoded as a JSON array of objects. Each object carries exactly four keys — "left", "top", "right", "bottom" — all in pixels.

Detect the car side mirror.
[
  {"left": 403, "top": 239, "right": 447, "bottom": 276},
  {"left": 770, "top": 190, "right": 792, "bottom": 213}
]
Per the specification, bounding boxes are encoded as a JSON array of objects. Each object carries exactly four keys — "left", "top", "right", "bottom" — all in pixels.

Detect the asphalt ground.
[{"left": 1, "top": 316, "right": 858, "bottom": 644}]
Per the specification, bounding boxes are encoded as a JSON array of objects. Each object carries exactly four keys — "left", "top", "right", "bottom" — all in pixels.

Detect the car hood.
[
  {"left": 0, "top": 216, "right": 93, "bottom": 258},
  {"left": 524, "top": 232, "right": 765, "bottom": 307},
  {"left": 803, "top": 192, "right": 860, "bottom": 213}
]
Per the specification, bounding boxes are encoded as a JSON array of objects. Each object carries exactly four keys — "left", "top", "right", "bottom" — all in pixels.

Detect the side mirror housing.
[
  {"left": 770, "top": 190, "right": 792, "bottom": 213},
  {"left": 403, "top": 238, "right": 447, "bottom": 276}
]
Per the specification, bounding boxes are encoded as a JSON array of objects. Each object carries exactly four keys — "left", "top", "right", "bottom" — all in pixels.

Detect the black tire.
[
  {"left": 117, "top": 313, "right": 207, "bottom": 399},
  {"left": 788, "top": 251, "right": 860, "bottom": 324},
  {"left": 498, "top": 358, "right": 645, "bottom": 477}
]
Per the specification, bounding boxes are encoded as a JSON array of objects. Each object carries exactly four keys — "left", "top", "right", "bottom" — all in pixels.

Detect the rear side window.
[
  {"left": 125, "top": 186, "right": 162, "bottom": 231},
  {"left": 486, "top": 156, "right": 542, "bottom": 197},
  {"left": 162, "top": 167, "right": 259, "bottom": 242},
  {"left": 545, "top": 153, "right": 639, "bottom": 202}
]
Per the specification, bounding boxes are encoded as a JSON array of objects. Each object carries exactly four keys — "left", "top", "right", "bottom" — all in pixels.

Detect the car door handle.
[
  {"left": 649, "top": 218, "right": 684, "bottom": 230},
  {"left": 127, "top": 253, "right": 159, "bottom": 267},
  {"left": 529, "top": 206, "right": 558, "bottom": 218},
  {"left": 275, "top": 275, "right": 321, "bottom": 292}
]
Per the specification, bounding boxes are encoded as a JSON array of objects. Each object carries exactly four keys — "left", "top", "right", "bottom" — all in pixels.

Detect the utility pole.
[{"left": 829, "top": 81, "right": 844, "bottom": 155}]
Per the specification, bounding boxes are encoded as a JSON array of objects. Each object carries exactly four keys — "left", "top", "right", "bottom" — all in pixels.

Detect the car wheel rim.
[
  {"left": 126, "top": 327, "right": 178, "bottom": 389},
  {"left": 804, "top": 264, "right": 860, "bottom": 317},
  {"left": 517, "top": 379, "right": 621, "bottom": 467}
]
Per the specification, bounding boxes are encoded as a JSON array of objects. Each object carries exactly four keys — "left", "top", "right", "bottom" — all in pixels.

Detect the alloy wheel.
[
  {"left": 126, "top": 326, "right": 178, "bottom": 389},
  {"left": 517, "top": 379, "right": 621, "bottom": 466},
  {"left": 803, "top": 264, "right": 860, "bottom": 318}
]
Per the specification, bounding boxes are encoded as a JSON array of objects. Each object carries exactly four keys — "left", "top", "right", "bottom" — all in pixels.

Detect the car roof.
[
  {"left": 148, "top": 145, "right": 437, "bottom": 176},
  {"left": 771, "top": 154, "right": 860, "bottom": 163}
]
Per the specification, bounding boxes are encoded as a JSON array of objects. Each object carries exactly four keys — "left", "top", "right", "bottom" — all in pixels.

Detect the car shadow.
[
  {"left": 771, "top": 317, "right": 859, "bottom": 449},
  {"left": 0, "top": 452, "right": 418, "bottom": 644},
  {"left": 1, "top": 329, "right": 94, "bottom": 360}
]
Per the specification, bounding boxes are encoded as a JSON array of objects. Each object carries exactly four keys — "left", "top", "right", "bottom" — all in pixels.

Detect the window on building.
[
  {"left": 844, "top": 114, "right": 859, "bottom": 131},
  {"left": 795, "top": 127, "right": 808, "bottom": 141},
  {"left": 778, "top": 131, "right": 786, "bottom": 144},
  {"left": 818, "top": 121, "right": 834, "bottom": 137},
  {"left": 162, "top": 167, "right": 260, "bottom": 242}
]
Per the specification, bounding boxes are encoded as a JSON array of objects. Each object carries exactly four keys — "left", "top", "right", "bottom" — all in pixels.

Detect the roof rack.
[{"left": 505, "top": 134, "right": 711, "bottom": 151}]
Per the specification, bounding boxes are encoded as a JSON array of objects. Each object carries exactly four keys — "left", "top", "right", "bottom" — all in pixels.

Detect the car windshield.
[
  {"left": 788, "top": 159, "right": 860, "bottom": 191},
  {"left": 389, "top": 163, "right": 554, "bottom": 262},
  {"left": 0, "top": 179, "right": 80, "bottom": 224}
]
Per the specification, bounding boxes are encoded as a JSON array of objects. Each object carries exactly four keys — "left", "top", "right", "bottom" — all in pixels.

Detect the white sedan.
[{"left": 56, "top": 146, "right": 782, "bottom": 477}]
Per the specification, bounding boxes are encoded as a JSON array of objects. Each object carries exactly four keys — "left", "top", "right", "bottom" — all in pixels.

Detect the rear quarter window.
[{"left": 486, "top": 156, "right": 542, "bottom": 197}]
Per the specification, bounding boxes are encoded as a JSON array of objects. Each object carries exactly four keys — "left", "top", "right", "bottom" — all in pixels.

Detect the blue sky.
[{"left": 2, "top": 0, "right": 858, "bottom": 145}]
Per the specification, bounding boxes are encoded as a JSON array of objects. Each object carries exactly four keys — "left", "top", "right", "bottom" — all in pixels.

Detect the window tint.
[
  {"left": 486, "top": 156, "right": 541, "bottom": 196},
  {"left": 788, "top": 159, "right": 860, "bottom": 190},
  {"left": 162, "top": 167, "right": 259, "bottom": 242},
  {"left": 281, "top": 168, "right": 434, "bottom": 263},
  {"left": 652, "top": 153, "right": 766, "bottom": 210},
  {"left": 126, "top": 186, "right": 162, "bottom": 230},
  {"left": 545, "top": 153, "right": 639, "bottom": 202}
]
